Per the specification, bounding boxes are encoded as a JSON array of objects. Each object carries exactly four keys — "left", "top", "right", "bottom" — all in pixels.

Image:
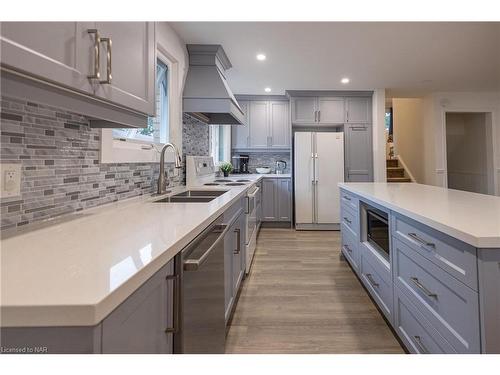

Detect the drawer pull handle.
[
  {"left": 408, "top": 233, "right": 436, "bottom": 249},
  {"left": 366, "top": 273, "right": 379, "bottom": 288},
  {"left": 413, "top": 335, "right": 430, "bottom": 354},
  {"left": 343, "top": 245, "right": 352, "bottom": 253},
  {"left": 165, "top": 274, "right": 180, "bottom": 333},
  {"left": 343, "top": 195, "right": 351, "bottom": 201},
  {"left": 410, "top": 277, "right": 438, "bottom": 299},
  {"left": 344, "top": 217, "right": 352, "bottom": 224}
]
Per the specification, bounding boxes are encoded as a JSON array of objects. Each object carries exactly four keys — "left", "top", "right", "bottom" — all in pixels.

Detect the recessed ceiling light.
[
  {"left": 264, "top": 87, "right": 271, "bottom": 92},
  {"left": 256, "top": 54, "right": 266, "bottom": 61},
  {"left": 341, "top": 77, "right": 350, "bottom": 84}
]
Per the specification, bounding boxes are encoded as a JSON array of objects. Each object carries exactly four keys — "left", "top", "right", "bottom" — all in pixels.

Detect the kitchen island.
[{"left": 338, "top": 182, "right": 500, "bottom": 354}]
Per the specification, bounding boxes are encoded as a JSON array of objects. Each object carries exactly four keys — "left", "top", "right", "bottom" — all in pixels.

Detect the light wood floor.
[{"left": 225, "top": 228, "right": 405, "bottom": 354}]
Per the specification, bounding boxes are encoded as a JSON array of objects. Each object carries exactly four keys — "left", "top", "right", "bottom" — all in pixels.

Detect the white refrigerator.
[{"left": 294, "top": 131, "right": 344, "bottom": 230}]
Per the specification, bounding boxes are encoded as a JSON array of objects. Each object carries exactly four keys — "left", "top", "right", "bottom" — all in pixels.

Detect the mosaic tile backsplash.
[
  {"left": 0, "top": 96, "right": 209, "bottom": 231},
  {"left": 232, "top": 152, "right": 291, "bottom": 174}
]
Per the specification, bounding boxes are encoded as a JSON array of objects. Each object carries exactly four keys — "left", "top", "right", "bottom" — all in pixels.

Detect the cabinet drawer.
[
  {"left": 340, "top": 190, "right": 358, "bottom": 212},
  {"left": 223, "top": 197, "right": 245, "bottom": 223},
  {"left": 340, "top": 205, "right": 358, "bottom": 237},
  {"left": 341, "top": 223, "right": 360, "bottom": 272},
  {"left": 392, "top": 214, "right": 477, "bottom": 290},
  {"left": 361, "top": 252, "right": 393, "bottom": 322},
  {"left": 395, "top": 286, "right": 456, "bottom": 354},
  {"left": 394, "top": 239, "right": 480, "bottom": 353}
]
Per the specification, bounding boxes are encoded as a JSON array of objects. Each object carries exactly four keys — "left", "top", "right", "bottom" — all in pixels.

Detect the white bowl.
[{"left": 256, "top": 167, "right": 271, "bottom": 174}]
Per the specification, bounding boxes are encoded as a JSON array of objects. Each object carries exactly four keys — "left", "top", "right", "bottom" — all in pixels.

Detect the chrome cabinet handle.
[
  {"left": 87, "top": 29, "right": 100, "bottom": 80},
  {"left": 99, "top": 37, "right": 112, "bottom": 84},
  {"left": 366, "top": 273, "right": 379, "bottom": 288},
  {"left": 351, "top": 126, "right": 367, "bottom": 130},
  {"left": 410, "top": 277, "right": 438, "bottom": 299},
  {"left": 343, "top": 245, "right": 352, "bottom": 253},
  {"left": 165, "top": 274, "right": 180, "bottom": 333},
  {"left": 343, "top": 217, "right": 352, "bottom": 224},
  {"left": 314, "top": 110, "right": 317, "bottom": 122},
  {"left": 413, "top": 335, "right": 429, "bottom": 354},
  {"left": 343, "top": 195, "right": 351, "bottom": 201},
  {"left": 408, "top": 233, "right": 436, "bottom": 249},
  {"left": 317, "top": 110, "right": 321, "bottom": 122},
  {"left": 233, "top": 228, "right": 241, "bottom": 254}
]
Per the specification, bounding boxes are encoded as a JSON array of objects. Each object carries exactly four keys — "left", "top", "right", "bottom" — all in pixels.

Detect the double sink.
[{"left": 154, "top": 190, "right": 228, "bottom": 203}]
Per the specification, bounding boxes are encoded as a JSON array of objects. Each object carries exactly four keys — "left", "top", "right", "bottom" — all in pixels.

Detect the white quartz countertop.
[
  {"left": 0, "top": 184, "right": 251, "bottom": 327},
  {"left": 339, "top": 183, "right": 500, "bottom": 248}
]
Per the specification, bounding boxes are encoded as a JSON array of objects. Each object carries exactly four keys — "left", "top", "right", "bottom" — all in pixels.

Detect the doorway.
[{"left": 445, "top": 112, "right": 495, "bottom": 195}]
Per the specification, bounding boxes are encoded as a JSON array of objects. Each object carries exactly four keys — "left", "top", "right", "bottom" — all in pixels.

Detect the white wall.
[
  {"left": 372, "top": 89, "right": 387, "bottom": 182},
  {"left": 422, "top": 91, "right": 500, "bottom": 196},
  {"left": 393, "top": 98, "right": 424, "bottom": 182}
]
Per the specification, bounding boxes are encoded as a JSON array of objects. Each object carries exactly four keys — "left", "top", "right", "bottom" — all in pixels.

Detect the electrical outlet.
[{"left": 0, "top": 163, "right": 22, "bottom": 198}]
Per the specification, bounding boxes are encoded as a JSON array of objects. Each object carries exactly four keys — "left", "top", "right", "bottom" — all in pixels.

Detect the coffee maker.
[{"left": 232, "top": 154, "right": 250, "bottom": 174}]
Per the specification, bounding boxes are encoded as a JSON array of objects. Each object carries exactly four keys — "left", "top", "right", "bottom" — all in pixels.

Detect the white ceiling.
[{"left": 171, "top": 22, "right": 500, "bottom": 97}]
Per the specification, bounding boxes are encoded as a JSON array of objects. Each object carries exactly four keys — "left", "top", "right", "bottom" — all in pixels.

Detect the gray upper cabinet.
[
  {"left": 317, "top": 97, "right": 344, "bottom": 125},
  {"left": 234, "top": 99, "right": 291, "bottom": 150},
  {"left": 93, "top": 22, "right": 156, "bottom": 116},
  {"left": 0, "top": 22, "right": 95, "bottom": 95},
  {"left": 269, "top": 101, "right": 290, "bottom": 148},
  {"left": 346, "top": 97, "right": 371, "bottom": 123},
  {"left": 101, "top": 259, "right": 174, "bottom": 354},
  {"left": 291, "top": 97, "right": 317, "bottom": 124},
  {"left": 232, "top": 100, "right": 249, "bottom": 148},
  {"left": 345, "top": 123, "right": 373, "bottom": 182},
  {"left": 249, "top": 101, "right": 270, "bottom": 148}
]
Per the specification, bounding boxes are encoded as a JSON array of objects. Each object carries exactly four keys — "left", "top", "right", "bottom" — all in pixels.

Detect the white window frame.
[
  {"left": 210, "top": 125, "right": 232, "bottom": 166},
  {"left": 100, "top": 48, "right": 181, "bottom": 164}
]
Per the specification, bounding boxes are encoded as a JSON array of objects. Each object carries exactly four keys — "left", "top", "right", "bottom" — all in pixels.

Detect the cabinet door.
[
  {"left": 102, "top": 260, "right": 174, "bottom": 353},
  {"left": 291, "top": 97, "right": 317, "bottom": 124},
  {"left": 232, "top": 100, "right": 249, "bottom": 149},
  {"left": 262, "top": 178, "right": 277, "bottom": 221},
  {"left": 269, "top": 101, "right": 290, "bottom": 148},
  {"left": 93, "top": 22, "right": 155, "bottom": 115},
  {"left": 0, "top": 22, "right": 95, "bottom": 94},
  {"left": 249, "top": 101, "right": 270, "bottom": 148},
  {"left": 346, "top": 97, "right": 371, "bottom": 123},
  {"left": 316, "top": 132, "right": 344, "bottom": 223},
  {"left": 277, "top": 178, "right": 292, "bottom": 221},
  {"left": 317, "top": 97, "right": 344, "bottom": 125},
  {"left": 345, "top": 124, "right": 373, "bottom": 182}
]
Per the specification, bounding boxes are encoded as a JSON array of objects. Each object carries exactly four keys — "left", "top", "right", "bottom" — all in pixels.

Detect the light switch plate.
[{"left": 0, "top": 163, "right": 22, "bottom": 199}]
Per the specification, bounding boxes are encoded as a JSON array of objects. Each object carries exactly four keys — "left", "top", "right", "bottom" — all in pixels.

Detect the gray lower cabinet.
[
  {"left": 224, "top": 207, "right": 246, "bottom": 323},
  {"left": 339, "top": 188, "right": 500, "bottom": 354},
  {"left": 101, "top": 260, "right": 175, "bottom": 353},
  {"left": 344, "top": 123, "right": 373, "bottom": 182},
  {"left": 0, "top": 258, "right": 175, "bottom": 354},
  {"left": 262, "top": 177, "right": 292, "bottom": 222}
]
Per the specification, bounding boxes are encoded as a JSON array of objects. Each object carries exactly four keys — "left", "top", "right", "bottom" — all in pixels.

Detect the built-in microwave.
[{"left": 366, "top": 208, "right": 390, "bottom": 260}]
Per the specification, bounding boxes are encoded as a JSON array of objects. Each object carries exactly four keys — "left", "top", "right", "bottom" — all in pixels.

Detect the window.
[
  {"left": 210, "top": 125, "right": 231, "bottom": 165},
  {"left": 112, "top": 59, "right": 169, "bottom": 144}
]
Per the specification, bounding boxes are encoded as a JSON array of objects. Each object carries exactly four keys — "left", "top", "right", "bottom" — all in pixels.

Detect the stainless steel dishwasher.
[{"left": 174, "top": 214, "right": 231, "bottom": 354}]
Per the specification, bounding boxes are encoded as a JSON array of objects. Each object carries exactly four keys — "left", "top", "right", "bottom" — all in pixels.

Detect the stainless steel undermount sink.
[
  {"left": 175, "top": 190, "right": 228, "bottom": 197},
  {"left": 153, "top": 190, "right": 228, "bottom": 203}
]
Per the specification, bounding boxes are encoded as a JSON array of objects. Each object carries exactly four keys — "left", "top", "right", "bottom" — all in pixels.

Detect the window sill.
[{"left": 100, "top": 129, "right": 176, "bottom": 164}]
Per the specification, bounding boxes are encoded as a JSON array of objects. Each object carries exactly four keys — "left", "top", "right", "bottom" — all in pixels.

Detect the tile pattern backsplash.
[
  {"left": 233, "top": 152, "right": 291, "bottom": 173},
  {"left": 0, "top": 97, "right": 209, "bottom": 230}
]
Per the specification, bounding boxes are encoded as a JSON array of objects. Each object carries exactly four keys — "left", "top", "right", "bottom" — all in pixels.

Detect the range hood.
[{"left": 183, "top": 44, "right": 245, "bottom": 125}]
